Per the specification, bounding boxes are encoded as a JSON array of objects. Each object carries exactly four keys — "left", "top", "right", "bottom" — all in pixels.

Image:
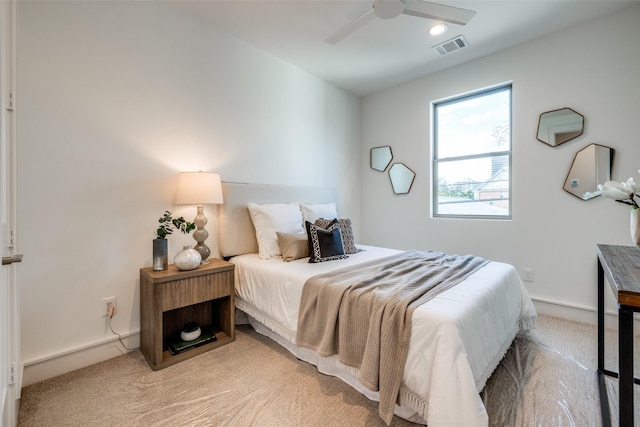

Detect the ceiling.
[{"left": 173, "top": 0, "right": 638, "bottom": 96}]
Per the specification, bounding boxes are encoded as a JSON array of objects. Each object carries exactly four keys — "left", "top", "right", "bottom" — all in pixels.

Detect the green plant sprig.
[{"left": 155, "top": 211, "right": 196, "bottom": 239}]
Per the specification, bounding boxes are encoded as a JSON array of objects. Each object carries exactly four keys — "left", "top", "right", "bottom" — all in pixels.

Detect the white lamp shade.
[{"left": 175, "top": 172, "right": 224, "bottom": 205}]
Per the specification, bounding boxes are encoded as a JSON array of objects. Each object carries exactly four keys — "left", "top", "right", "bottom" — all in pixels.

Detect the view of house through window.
[{"left": 432, "top": 84, "right": 512, "bottom": 218}]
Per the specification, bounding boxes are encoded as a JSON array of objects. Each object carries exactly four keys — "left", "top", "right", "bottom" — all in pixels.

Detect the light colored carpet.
[{"left": 17, "top": 315, "right": 640, "bottom": 426}]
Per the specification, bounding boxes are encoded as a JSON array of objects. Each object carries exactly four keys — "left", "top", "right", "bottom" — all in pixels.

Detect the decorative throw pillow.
[
  {"left": 247, "top": 202, "right": 305, "bottom": 259},
  {"left": 305, "top": 221, "right": 347, "bottom": 263},
  {"left": 300, "top": 203, "right": 338, "bottom": 224},
  {"left": 314, "top": 218, "right": 359, "bottom": 254},
  {"left": 276, "top": 232, "right": 309, "bottom": 262}
]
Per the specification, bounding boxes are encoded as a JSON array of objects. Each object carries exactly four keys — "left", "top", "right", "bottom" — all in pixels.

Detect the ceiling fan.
[{"left": 325, "top": 0, "right": 476, "bottom": 45}]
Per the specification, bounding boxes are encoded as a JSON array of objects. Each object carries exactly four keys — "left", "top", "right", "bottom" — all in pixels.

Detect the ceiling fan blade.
[
  {"left": 402, "top": 0, "right": 476, "bottom": 25},
  {"left": 325, "top": 8, "right": 376, "bottom": 45}
]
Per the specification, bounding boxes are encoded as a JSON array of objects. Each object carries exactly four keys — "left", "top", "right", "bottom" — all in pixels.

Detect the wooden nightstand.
[{"left": 140, "top": 259, "right": 235, "bottom": 370}]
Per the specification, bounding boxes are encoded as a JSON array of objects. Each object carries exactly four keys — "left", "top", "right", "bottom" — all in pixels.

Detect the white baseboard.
[
  {"left": 21, "top": 331, "right": 139, "bottom": 387},
  {"left": 531, "top": 297, "right": 640, "bottom": 330},
  {"left": 19, "top": 298, "right": 636, "bottom": 387}
]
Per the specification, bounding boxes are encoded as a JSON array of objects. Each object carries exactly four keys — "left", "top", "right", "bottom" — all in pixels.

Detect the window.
[{"left": 432, "top": 84, "right": 512, "bottom": 219}]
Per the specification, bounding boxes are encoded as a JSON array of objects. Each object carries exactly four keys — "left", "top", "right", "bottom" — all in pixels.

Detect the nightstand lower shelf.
[{"left": 151, "top": 331, "right": 233, "bottom": 371}]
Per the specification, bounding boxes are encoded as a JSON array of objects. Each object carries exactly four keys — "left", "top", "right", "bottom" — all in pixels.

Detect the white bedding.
[{"left": 231, "top": 245, "right": 536, "bottom": 426}]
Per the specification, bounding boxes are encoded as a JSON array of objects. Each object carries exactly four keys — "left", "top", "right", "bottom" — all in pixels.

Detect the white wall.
[
  {"left": 17, "top": 0, "right": 640, "bottom": 387},
  {"left": 360, "top": 5, "right": 640, "bottom": 321},
  {"left": 17, "top": 1, "right": 360, "bottom": 385}
]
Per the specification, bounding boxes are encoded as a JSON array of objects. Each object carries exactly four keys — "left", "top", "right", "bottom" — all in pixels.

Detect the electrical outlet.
[
  {"left": 523, "top": 268, "right": 534, "bottom": 282},
  {"left": 102, "top": 296, "right": 117, "bottom": 318}
]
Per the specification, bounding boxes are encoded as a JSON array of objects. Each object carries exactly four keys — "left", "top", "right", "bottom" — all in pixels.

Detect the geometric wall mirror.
[
  {"left": 536, "top": 108, "right": 585, "bottom": 147},
  {"left": 371, "top": 146, "right": 393, "bottom": 172},
  {"left": 389, "top": 163, "right": 416, "bottom": 194},
  {"left": 563, "top": 143, "right": 614, "bottom": 200}
]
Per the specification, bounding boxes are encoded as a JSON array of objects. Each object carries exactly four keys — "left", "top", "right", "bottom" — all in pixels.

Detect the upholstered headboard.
[{"left": 217, "top": 182, "right": 337, "bottom": 258}]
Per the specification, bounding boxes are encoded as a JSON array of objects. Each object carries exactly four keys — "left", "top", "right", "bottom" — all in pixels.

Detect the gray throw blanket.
[{"left": 296, "top": 250, "right": 489, "bottom": 425}]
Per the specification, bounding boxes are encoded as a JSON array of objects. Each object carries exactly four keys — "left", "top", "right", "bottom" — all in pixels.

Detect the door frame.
[{"left": 1, "top": 0, "right": 21, "bottom": 426}]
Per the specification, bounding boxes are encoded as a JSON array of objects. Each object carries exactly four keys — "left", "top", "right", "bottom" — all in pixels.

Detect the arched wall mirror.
[
  {"left": 537, "top": 108, "right": 584, "bottom": 147},
  {"left": 371, "top": 146, "right": 393, "bottom": 171},
  {"left": 389, "top": 163, "right": 415, "bottom": 195},
  {"left": 563, "top": 143, "right": 614, "bottom": 200}
]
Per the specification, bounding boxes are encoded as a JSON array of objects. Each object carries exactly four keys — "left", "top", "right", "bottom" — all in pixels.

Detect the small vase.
[
  {"left": 631, "top": 209, "right": 640, "bottom": 246},
  {"left": 174, "top": 245, "right": 202, "bottom": 271},
  {"left": 153, "top": 239, "right": 168, "bottom": 271}
]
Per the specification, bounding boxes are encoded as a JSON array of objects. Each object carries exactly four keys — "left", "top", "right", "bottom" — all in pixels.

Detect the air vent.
[{"left": 433, "top": 35, "right": 469, "bottom": 55}]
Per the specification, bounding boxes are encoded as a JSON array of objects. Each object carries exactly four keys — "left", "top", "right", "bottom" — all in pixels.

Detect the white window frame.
[{"left": 432, "top": 84, "right": 512, "bottom": 220}]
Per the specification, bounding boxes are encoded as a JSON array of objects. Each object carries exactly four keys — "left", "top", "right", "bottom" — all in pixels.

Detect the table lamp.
[{"left": 176, "top": 171, "right": 224, "bottom": 263}]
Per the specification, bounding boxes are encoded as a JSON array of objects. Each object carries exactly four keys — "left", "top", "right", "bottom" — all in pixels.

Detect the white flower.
[
  {"left": 627, "top": 177, "right": 640, "bottom": 194},
  {"left": 599, "top": 180, "right": 634, "bottom": 200},
  {"left": 583, "top": 190, "right": 601, "bottom": 200},
  {"left": 598, "top": 177, "right": 640, "bottom": 209}
]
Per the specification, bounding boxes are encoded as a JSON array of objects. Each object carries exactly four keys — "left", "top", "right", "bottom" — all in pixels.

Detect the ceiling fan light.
[
  {"left": 374, "top": 0, "right": 404, "bottom": 19},
  {"left": 429, "top": 23, "right": 448, "bottom": 36}
]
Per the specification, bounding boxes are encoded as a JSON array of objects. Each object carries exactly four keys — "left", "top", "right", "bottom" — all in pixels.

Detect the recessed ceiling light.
[{"left": 429, "top": 23, "right": 448, "bottom": 36}]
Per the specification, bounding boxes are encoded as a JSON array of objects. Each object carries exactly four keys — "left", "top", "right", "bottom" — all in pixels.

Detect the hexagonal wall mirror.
[
  {"left": 389, "top": 163, "right": 415, "bottom": 194},
  {"left": 563, "top": 143, "right": 614, "bottom": 200},
  {"left": 536, "top": 108, "right": 584, "bottom": 147},
  {"left": 371, "top": 146, "right": 393, "bottom": 172}
]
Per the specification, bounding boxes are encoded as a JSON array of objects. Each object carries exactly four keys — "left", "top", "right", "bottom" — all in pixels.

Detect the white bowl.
[{"left": 180, "top": 326, "right": 201, "bottom": 342}]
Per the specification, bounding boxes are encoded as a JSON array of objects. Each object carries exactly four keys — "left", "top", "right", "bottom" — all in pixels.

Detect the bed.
[{"left": 218, "top": 182, "right": 537, "bottom": 426}]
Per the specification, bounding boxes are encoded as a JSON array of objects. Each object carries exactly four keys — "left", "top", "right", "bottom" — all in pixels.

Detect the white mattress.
[{"left": 231, "top": 245, "right": 537, "bottom": 426}]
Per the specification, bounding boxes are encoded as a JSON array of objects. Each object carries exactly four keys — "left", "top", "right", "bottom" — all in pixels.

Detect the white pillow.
[
  {"left": 247, "top": 202, "right": 305, "bottom": 259},
  {"left": 300, "top": 202, "right": 337, "bottom": 223}
]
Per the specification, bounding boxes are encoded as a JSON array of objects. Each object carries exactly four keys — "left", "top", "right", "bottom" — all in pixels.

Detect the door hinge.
[
  {"left": 9, "top": 362, "right": 16, "bottom": 385},
  {"left": 7, "top": 90, "right": 15, "bottom": 111},
  {"left": 3, "top": 223, "right": 15, "bottom": 248},
  {"left": 9, "top": 226, "right": 15, "bottom": 247}
]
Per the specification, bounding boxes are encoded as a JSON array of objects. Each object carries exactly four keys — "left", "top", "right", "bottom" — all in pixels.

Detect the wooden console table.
[{"left": 596, "top": 244, "right": 640, "bottom": 427}]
